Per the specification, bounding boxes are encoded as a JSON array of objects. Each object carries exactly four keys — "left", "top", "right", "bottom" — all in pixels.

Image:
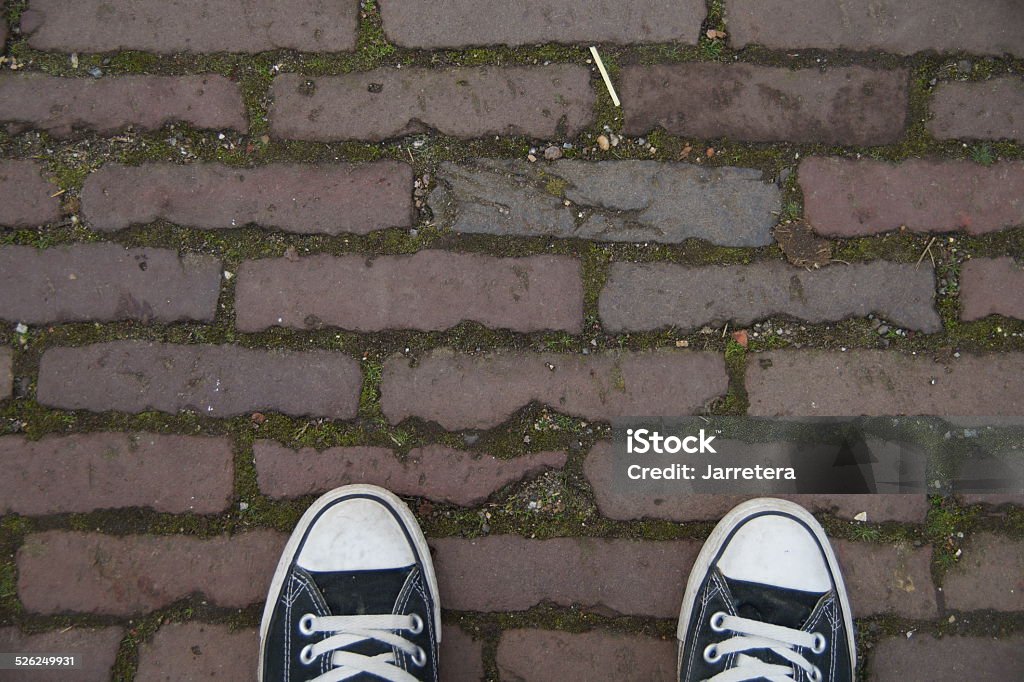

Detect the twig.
[
  {"left": 589, "top": 47, "right": 620, "bottom": 107},
  {"left": 916, "top": 237, "right": 937, "bottom": 268}
]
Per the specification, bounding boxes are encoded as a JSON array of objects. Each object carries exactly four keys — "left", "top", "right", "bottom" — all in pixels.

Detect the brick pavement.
[{"left": 1, "top": 1, "right": 1022, "bottom": 680}]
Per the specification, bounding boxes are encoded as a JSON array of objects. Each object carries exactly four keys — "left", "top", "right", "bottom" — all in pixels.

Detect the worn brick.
[
  {"left": 0, "top": 244, "right": 221, "bottom": 325},
  {"left": 960, "top": 257, "right": 1024, "bottom": 321},
  {"left": 262, "top": 442, "right": 561, "bottom": 502},
  {"left": 929, "top": 77, "right": 1024, "bottom": 142},
  {"left": 382, "top": 349, "right": 728, "bottom": 430},
  {"left": 0, "top": 627, "right": 123, "bottom": 682},
  {"left": 801, "top": 158, "right": 1024, "bottom": 237},
  {"left": 584, "top": 442, "right": 928, "bottom": 523},
  {"left": 428, "top": 160, "right": 781, "bottom": 246},
  {"left": 136, "top": 623, "right": 258, "bottom": 682},
  {"left": 747, "top": 351, "right": 1024, "bottom": 417},
  {"left": 236, "top": 252, "right": 583, "bottom": 333},
  {"left": 256, "top": 441, "right": 566, "bottom": 505},
  {"left": 81, "top": 162, "right": 412, "bottom": 234},
  {"left": 432, "top": 536, "right": 933, "bottom": 618},
  {"left": 441, "top": 627, "right": 485, "bottom": 682},
  {"left": 0, "top": 433, "right": 233, "bottom": 515},
  {"left": 727, "top": 0, "right": 1024, "bottom": 57},
  {"left": 21, "top": 0, "right": 357, "bottom": 53},
  {"left": 497, "top": 629, "right": 675, "bottom": 682},
  {"left": 960, "top": 493, "right": 1024, "bottom": 507},
  {"left": 622, "top": 64, "right": 908, "bottom": 144},
  {"left": 37, "top": 341, "right": 362, "bottom": 418},
  {"left": 944, "top": 533, "right": 1024, "bottom": 612},
  {"left": 833, "top": 540, "right": 936, "bottom": 618},
  {"left": 600, "top": 261, "right": 940, "bottom": 333},
  {"left": 269, "top": 67, "right": 594, "bottom": 141},
  {"left": 379, "top": 0, "right": 703, "bottom": 48},
  {"left": 870, "top": 634, "right": 1024, "bottom": 681},
  {"left": 0, "top": 159, "right": 60, "bottom": 228},
  {"left": 0, "top": 347, "right": 10, "bottom": 399},
  {"left": 432, "top": 536, "right": 698, "bottom": 617},
  {"left": 18, "top": 530, "right": 285, "bottom": 616},
  {"left": 0, "top": 74, "right": 246, "bottom": 137}
]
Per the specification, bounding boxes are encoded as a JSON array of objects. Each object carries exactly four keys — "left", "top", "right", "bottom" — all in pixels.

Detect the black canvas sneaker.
[
  {"left": 259, "top": 485, "right": 440, "bottom": 682},
  {"left": 677, "top": 498, "right": 855, "bottom": 682}
]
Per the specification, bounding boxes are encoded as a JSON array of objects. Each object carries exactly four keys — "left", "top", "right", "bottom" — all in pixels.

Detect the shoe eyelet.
[
  {"left": 299, "top": 644, "right": 317, "bottom": 666},
  {"left": 809, "top": 665, "right": 822, "bottom": 682},
  {"left": 411, "top": 646, "right": 427, "bottom": 667},
  {"left": 703, "top": 643, "right": 722, "bottom": 664},
  {"left": 709, "top": 612, "right": 728, "bottom": 632},
  {"left": 299, "top": 613, "right": 316, "bottom": 636},
  {"left": 409, "top": 613, "right": 424, "bottom": 635},
  {"left": 811, "top": 632, "right": 827, "bottom": 655}
]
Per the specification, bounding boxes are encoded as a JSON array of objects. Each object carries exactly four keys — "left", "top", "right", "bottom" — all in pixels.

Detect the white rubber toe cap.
[
  {"left": 296, "top": 497, "right": 415, "bottom": 572},
  {"left": 717, "top": 513, "right": 832, "bottom": 593}
]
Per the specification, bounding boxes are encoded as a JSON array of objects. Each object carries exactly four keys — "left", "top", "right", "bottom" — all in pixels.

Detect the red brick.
[
  {"left": 0, "top": 347, "right": 11, "bottom": 399},
  {"left": 431, "top": 536, "right": 934, "bottom": 618},
  {"left": 37, "top": 341, "right": 362, "bottom": 418},
  {"left": 869, "top": 634, "right": 1024, "bottom": 681},
  {"left": 727, "top": 0, "right": 1024, "bottom": 57},
  {"left": 0, "top": 433, "right": 234, "bottom": 515},
  {"left": 136, "top": 623, "right": 258, "bottom": 682},
  {"left": 0, "top": 74, "right": 246, "bottom": 137},
  {"left": 382, "top": 349, "right": 728, "bottom": 430},
  {"left": 746, "top": 351, "right": 1024, "bottom": 417},
  {"left": 378, "top": 0, "right": 704, "bottom": 47},
  {"left": 960, "top": 257, "right": 1024, "bottom": 321},
  {"left": 599, "top": 261, "right": 941, "bottom": 333},
  {"left": 269, "top": 66, "right": 594, "bottom": 141},
  {"left": 0, "top": 160, "right": 60, "bottom": 228},
  {"left": 0, "top": 626, "right": 123, "bottom": 682},
  {"left": 929, "top": 77, "right": 1024, "bottom": 142},
  {"left": 134, "top": 620, "right": 483, "bottom": 681},
  {"left": 0, "top": 244, "right": 221, "bottom": 324},
  {"left": 441, "top": 627, "right": 485, "bottom": 682},
  {"left": 943, "top": 533, "right": 1024, "bottom": 612},
  {"left": 81, "top": 162, "right": 412, "bottom": 235},
  {"left": 583, "top": 441, "right": 928, "bottom": 523},
  {"left": 21, "top": 0, "right": 357, "bottom": 53},
  {"left": 833, "top": 540, "right": 937, "bottom": 619},
  {"left": 801, "top": 158, "right": 1024, "bottom": 237},
  {"left": 622, "top": 64, "right": 908, "bottom": 144},
  {"left": 237, "top": 252, "right": 583, "bottom": 333},
  {"left": 497, "top": 629, "right": 675, "bottom": 682},
  {"left": 255, "top": 441, "right": 566, "bottom": 506},
  {"left": 17, "top": 530, "right": 285, "bottom": 616},
  {"left": 432, "top": 536, "right": 698, "bottom": 617}
]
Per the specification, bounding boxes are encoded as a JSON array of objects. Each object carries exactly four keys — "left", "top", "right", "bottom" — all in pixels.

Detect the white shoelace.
[
  {"left": 703, "top": 611, "right": 826, "bottom": 682},
  {"left": 298, "top": 613, "right": 427, "bottom": 682}
]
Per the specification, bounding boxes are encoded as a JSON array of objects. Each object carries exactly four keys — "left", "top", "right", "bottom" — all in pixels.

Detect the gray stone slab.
[{"left": 429, "top": 160, "right": 781, "bottom": 246}]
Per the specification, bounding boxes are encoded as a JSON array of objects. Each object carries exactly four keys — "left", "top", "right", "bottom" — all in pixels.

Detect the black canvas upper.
[
  {"left": 678, "top": 513, "right": 854, "bottom": 682},
  {"left": 261, "top": 496, "right": 439, "bottom": 682}
]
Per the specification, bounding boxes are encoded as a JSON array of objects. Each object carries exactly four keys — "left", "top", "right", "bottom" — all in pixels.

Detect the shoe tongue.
[
  {"left": 305, "top": 566, "right": 417, "bottom": 672},
  {"left": 724, "top": 576, "right": 825, "bottom": 629},
  {"left": 309, "top": 566, "right": 415, "bottom": 615}
]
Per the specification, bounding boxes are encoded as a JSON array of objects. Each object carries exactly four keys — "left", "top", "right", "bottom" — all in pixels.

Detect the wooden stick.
[{"left": 590, "top": 46, "right": 620, "bottom": 107}]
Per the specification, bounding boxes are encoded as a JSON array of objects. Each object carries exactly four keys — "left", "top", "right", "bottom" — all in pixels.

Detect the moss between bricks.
[{"left": 2, "top": 0, "right": 1024, "bottom": 674}]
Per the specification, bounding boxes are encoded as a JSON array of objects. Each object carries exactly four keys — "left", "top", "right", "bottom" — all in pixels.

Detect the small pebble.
[
  {"left": 544, "top": 145, "right": 563, "bottom": 160},
  {"left": 597, "top": 134, "right": 610, "bottom": 151}
]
